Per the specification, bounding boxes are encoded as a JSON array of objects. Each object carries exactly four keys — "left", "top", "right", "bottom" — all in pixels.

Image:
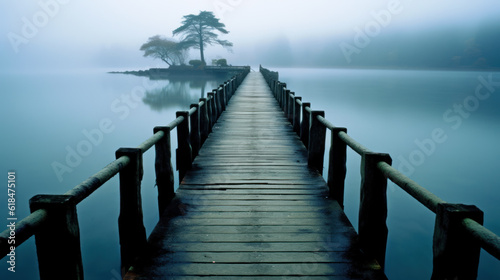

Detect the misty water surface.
[{"left": 1, "top": 68, "right": 499, "bottom": 279}]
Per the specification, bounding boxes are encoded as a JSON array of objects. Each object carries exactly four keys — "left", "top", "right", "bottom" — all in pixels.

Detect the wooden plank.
[
  {"left": 159, "top": 225, "right": 354, "bottom": 234},
  {"left": 127, "top": 263, "right": 384, "bottom": 278},
  {"left": 177, "top": 189, "right": 327, "bottom": 195}
]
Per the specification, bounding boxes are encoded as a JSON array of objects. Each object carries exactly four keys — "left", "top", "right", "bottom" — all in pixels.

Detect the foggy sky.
[{"left": 1, "top": 0, "right": 500, "bottom": 72}]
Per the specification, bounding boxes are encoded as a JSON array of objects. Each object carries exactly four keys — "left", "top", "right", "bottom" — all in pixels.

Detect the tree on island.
[
  {"left": 140, "top": 35, "right": 188, "bottom": 66},
  {"left": 173, "top": 11, "right": 233, "bottom": 65}
]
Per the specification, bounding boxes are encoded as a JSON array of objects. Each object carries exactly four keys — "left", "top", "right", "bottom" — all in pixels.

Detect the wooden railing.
[
  {"left": 260, "top": 65, "right": 500, "bottom": 279},
  {"left": 0, "top": 69, "right": 250, "bottom": 280}
]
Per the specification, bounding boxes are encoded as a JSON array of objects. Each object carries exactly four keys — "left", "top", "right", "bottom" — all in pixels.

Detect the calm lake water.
[{"left": 1, "top": 67, "right": 499, "bottom": 279}]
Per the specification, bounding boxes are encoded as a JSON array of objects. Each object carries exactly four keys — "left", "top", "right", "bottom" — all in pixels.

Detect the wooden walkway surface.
[{"left": 125, "top": 72, "right": 387, "bottom": 279}]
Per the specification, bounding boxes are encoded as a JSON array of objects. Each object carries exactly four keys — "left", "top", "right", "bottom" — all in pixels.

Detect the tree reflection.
[{"left": 142, "top": 78, "right": 221, "bottom": 111}]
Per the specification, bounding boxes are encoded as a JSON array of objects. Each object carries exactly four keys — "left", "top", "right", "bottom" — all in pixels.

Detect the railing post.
[
  {"left": 115, "top": 148, "right": 147, "bottom": 275},
  {"left": 218, "top": 86, "right": 226, "bottom": 112},
  {"left": 199, "top": 98, "right": 210, "bottom": 144},
  {"left": 190, "top": 104, "right": 201, "bottom": 159},
  {"left": 273, "top": 81, "right": 280, "bottom": 98},
  {"left": 280, "top": 83, "right": 287, "bottom": 109},
  {"left": 208, "top": 92, "right": 217, "bottom": 123},
  {"left": 30, "top": 195, "right": 83, "bottom": 280},
  {"left": 231, "top": 79, "right": 235, "bottom": 97},
  {"left": 431, "top": 203, "right": 483, "bottom": 280},
  {"left": 214, "top": 89, "right": 222, "bottom": 118},
  {"left": 301, "top": 102, "right": 311, "bottom": 149},
  {"left": 359, "top": 152, "right": 392, "bottom": 269},
  {"left": 328, "top": 127, "right": 348, "bottom": 208},
  {"left": 226, "top": 81, "right": 231, "bottom": 103},
  {"left": 283, "top": 89, "right": 290, "bottom": 114},
  {"left": 176, "top": 111, "right": 192, "bottom": 181},
  {"left": 153, "top": 126, "right": 175, "bottom": 217},
  {"left": 287, "top": 91, "right": 294, "bottom": 123},
  {"left": 308, "top": 111, "right": 326, "bottom": 174},
  {"left": 293, "top": 96, "right": 302, "bottom": 135}
]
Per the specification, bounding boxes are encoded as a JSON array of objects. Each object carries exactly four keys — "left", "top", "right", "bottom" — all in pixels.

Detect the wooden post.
[
  {"left": 176, "top": 111, "right": 192, "bottom": 181},
  {"left": 30, "top": 195, "right": 83, "bottom": 280},
  {"left": 190, "top": 104, "right": 201, "bottom": 159},
  {"left": 287, "top": 91, "right": 294, "bottom": 122},
  {"left": 308, "top": 111, "right": 326, "bottom": 174},
  {"left": 230, "top": 79, "right": 235, "bottom": 97},
  {"left": 276, "top": 81, "right": 280, "bottom": 99},
  {"left": 115, "top": 148, "right": 147, "bottom": 276},
  {"left": 280, "top": 83, "right": 287, "bottom": 109},
  {"left": 359, "top": 152, "right": 392, "bottom": 269},
  {"left": 225, "top": 82, "right": 230, "bottom": 104},
  {"left": 432, "top": 203, "right": 483, "bottom": 280},
  {"left": 283, "top": 89, "right": 290, "bottom": 114},
  {"left": 208, "top": 92, "right": 217, "bottom": 125},
  {"left": 277, "top": 82, "right": 282, "bottom": 107},
  {"left": 301, "top": 102, "right": 311, "bottom": 149},
  {"left": 205, "top": 96, "right": 213, "bottom": 132},
  {"left": 273, "top": 81, "right": 280, "bottom": 100},
  {"left": 199, "top": 98, "right": 210, "bottom": 144},
  {"left": 327, "top": 128, "right": 347, "bottom": 208},
  {"left": 293, "top": 96, "right": 302, "bottom": 135},
  {"left": 153, "top": 126, "right": 175, "bottom": 217},
  {"left": 218, "top": 86, "right": 226, "bottom": 112},
  {"left": 214, "top": 89, "right": 222, "bottom": 118}
]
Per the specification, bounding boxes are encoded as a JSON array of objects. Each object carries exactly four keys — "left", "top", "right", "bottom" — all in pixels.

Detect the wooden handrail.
[
  {"left": 0, "top": 69, "right": 250, "bottom": 279},
  {"left": 462, "top": 218, "right": 500, "bottom": 260},
  {"left": 260, "top": 65, "right": 500, "bottom": 277}
]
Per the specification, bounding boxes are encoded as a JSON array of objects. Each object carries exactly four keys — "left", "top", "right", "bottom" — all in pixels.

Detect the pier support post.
[
  {"left": 208, "top": 92, "right": 217, "bottom": 124},
  {"left": 273, "top": 81, "right": 280, "bottom": 99},
  {"left": 300, "top": 102, "right": 311, "bottom": 149},
  {"left": 218, "top": 86, "right": 226, "bottom": 112},
  {"left": 30, "top": 195, "right": 83, "bottom": 280},
  {"left": 115, "top": 148, "right": 147, "bottom": 276},
  {"left": 283, "top": 89, "right": 290, "bottom": 115},
  {"left": 199, "top": 98, "right": 210, "bottom": 144},
  {"left": 293, "top": 96, "right": 302, "bottom": 135},
  {"left": 308, "top": 111, "right": 326, "bottom": 174},
  {"left": 359, "top": 152, "right": 392, "bottom": 268},
  {"left": 214, "top": 89, "right": 222, "bottom": 118},
  {"left": 287, "top": 91, "right": 294, "bottom": 122},
  {"left": 190, "top": 104, "right": 201, "bottom": 159},
  {"left": 431, "top": 203, "right": 483, "bottom": 280},
  {"left": 279, "top": 83, "right": 287, "bottom": 109},
  {"left": 154, "top": 126, "right": 175, "bottom": 216},
  {"left": 176, "top": 111, "right": 192, "bottom": 182},
  {"left": 327, "top": 127, "right": 348, "bottom": 208}
]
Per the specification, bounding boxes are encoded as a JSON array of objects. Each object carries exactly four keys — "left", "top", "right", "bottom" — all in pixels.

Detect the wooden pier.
[
  {"left": 1, "top": 66, "right": 499, "bottom": 280},
  {"left": 124, "top": 72, "right": 386, "bottom": 279}
]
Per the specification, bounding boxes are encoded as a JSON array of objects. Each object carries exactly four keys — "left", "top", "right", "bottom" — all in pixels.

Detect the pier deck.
[{"left": 125, "top": 72, "right": 386, "bottom": 279}]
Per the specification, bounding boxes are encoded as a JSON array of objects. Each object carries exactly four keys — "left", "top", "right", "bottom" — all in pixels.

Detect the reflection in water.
[{"left": 142, "top": 77, "right": 222, "bottom": 111}]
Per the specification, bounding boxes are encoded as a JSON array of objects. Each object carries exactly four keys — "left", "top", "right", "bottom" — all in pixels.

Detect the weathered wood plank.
[{"left": 127, "top": 263, "right": 383, "bottom": 278}]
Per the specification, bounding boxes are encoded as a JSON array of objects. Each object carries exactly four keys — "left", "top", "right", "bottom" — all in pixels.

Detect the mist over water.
[{"left": 1, "top": 68, "right": 499, "bottom": 279}]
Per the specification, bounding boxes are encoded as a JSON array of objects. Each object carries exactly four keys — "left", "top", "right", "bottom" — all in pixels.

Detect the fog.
[{"left": 1, "top": 0, "right": 500, "bottom": 72}]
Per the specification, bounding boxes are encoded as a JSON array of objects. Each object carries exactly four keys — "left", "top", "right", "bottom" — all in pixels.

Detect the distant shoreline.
[{"left": 109, "top": 65, "right": 252, "bottom": 79}]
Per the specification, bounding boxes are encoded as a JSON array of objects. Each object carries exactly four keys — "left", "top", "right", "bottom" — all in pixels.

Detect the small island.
[{"left": 110, "top": 11, "right": 249, "bottom": 79}]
